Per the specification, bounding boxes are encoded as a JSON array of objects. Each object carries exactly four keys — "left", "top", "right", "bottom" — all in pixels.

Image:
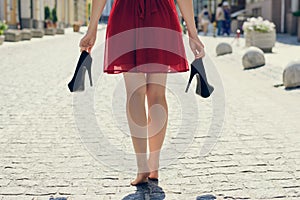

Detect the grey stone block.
[
  {"left": 56, "top": 28, "right": 65, "bottom": 35},
  {"left": 21, "top": 29, "right": 32, "bottom": 40},
  {"left": 45, "top": 28, "right": 56, "bottom": 36},
  {"left": 4, "top": 30, "right": 21, "bottom": 42},
  {"left": 33, "top": 19, "right": 44, "bottom": 29},
  {"left": 31, "top": 29, "right": 44, "bottom": 38},
  {"left": 242, "top": 47, "right": 265, "bottom": 69},
  {"left": 216, "top": 42, "right": 233, "bottom": 56},
  {"left": 283, "top": 60, "right": 300, "bottom": 88}
]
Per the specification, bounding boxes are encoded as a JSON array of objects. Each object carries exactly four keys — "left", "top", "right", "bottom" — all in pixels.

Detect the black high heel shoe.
[
  {"left": 68, "top": 51, "right": 93, "bottom": 92},
  {"left": 185, "top": 58, "right": 214, "bottom": 98}
]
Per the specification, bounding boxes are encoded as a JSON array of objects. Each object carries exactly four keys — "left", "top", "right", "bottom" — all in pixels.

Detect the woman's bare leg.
[
  {"left": 123, "top": 72, "right": 149, "bottom": 185},
  {"left": 146, "top": 73, "right": 168, "bottom": 179}
]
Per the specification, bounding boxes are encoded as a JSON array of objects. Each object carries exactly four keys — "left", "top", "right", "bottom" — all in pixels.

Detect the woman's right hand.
[
  {"left": 79, "top": 30, "right": 97, "bottom": 53},
  {"left": 189, "top": 34, "right": 205, "bottom": 59}
]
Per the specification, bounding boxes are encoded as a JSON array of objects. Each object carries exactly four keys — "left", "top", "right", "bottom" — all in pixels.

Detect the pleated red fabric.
[{"left": 103, "top": 0, "right": 189, "bottom": 74}]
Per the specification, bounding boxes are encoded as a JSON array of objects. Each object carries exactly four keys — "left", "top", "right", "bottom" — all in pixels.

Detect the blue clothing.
[
  {"left": 217, "top": 20, "right": 224, "bottom": 35},
  {"left": 223, "top": 9, "right": 231, "bottom": 36}
]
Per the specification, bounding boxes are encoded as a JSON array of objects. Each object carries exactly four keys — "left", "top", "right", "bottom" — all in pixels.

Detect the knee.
[
  {"left": 127, "top": 86, "right": 146, "bottom": 101},
  {"left": 147, "top": 90, "right": 166, "bottom": 105}
]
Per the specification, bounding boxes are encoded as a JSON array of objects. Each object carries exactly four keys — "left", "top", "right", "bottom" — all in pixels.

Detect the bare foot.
[
  {"left": 148, "top": 159, "right": 159, "bottom": 180},
  {"left": 130, "top": 172, "right": 150, "bottom": 186},
  {"left": 148, "top": 170, "right": 158, "bottom": 180}
]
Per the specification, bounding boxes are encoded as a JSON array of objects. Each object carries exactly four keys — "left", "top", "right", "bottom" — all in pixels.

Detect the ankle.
[{"left": 149, "top": 171, "right": 159, "bottom": 179}]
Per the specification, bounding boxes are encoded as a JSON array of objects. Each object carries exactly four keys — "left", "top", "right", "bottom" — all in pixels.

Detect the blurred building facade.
[
  {"left": 0, "top": 0, "right": 19, "bottom": 28},
  {"left": 0, "top": 0, "right": 92, "bottom": 29},
  {"left": 100, "top": 0, "right": 113, "bottom": 23},
  {"left": 193, "top": 0, "right": 246, "bottom": 17},
  {"left": 2, "top": 0, "right": 298, "bottom": 38},
  {"left": 246, "top": 0, "right": 300, "bottom": 34}
]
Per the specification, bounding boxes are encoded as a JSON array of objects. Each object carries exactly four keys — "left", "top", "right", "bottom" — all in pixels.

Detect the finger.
[
  {"left": 192, "top": 49, "right": 198, "bottom": 58},
  {"left": 80, "top": 40, "right": 90, "bottom": 50},
  {"left": 79, "top": 43, "right": 85, "bottom": 51},
  {"left": 196, "top": 54, "right": 204, "bottom": 59},
  {"left": 195, "top": 49, "right": 204, "bottom": 58},
  {"left": 80, "top": 46, "right": 88, "bottom": 52},
  {"left": 195, "top": 54, "right": 201, "bottom": 59},
  {"left": 80, "top": 37, "right": 89, "bottom": 47},
  {"left": 195, "top": 53, "right": 202, "bottom": 59},
  {"left": 88, "top": 46, "right": 92, "bottom": 53},
  {"left": 197, "top": 51, "right": 205, "bottom": 58},
  {"left": 81, "top": 42, "right": 89, "bottom": 49}
]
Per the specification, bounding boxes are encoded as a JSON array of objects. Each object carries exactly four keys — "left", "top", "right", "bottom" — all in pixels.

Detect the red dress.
[{"left": 103, "top": 0, "right": 189, "bottom": 74}]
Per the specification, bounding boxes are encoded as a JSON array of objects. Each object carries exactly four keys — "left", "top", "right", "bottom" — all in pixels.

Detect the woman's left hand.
[{"left": 79, "top": 30, "right": 97, "bottom": 53}]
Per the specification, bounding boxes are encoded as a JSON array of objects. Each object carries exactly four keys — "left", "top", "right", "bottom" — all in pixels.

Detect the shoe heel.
[
  {"left": 185, "top": 66, "right": 196, "bottom": 93},
  {"left": 185, "top": 81, "right": 191, "bottom": 93},
  {"left": 87, "top": 65, "right": 93, "bottom": 87},
  {"left": 195, "top": 74, "right": 201, "bottom": 96}
]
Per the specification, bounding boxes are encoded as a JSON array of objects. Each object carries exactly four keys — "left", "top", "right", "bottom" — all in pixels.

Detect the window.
[{"left": 252, "top": 7, "right": 262, "bottom": 17}]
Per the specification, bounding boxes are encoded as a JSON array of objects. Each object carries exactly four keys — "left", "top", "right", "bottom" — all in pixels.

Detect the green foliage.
[
  {"left": 52, "top": 8, "right": 58, "bottom": 23},
  {"left": 88, "top": 3, "right": 91, "bottom": 18},
  {"left": 181, "top": 22, "right": 187, "bottom": 34},
  {"left": 293, "top": 10, "right": 300, "bottom": 17},
  {"left": 0, "top": 21, "right": 8, "bottom": 35},
  {"left": 44, "top": 6, "right": 52, "bottom": 20}
]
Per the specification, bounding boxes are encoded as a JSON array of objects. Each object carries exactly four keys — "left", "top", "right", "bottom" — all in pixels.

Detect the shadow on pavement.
[
  {"left": 276, "top": 34, "right": 300, "bottom": 46},
  {"left": 284, "top": 85, "right": 300, "bottom": 91},
  {"left": 49, "top": 197, "right": 68, "bottom": 200},
  {"left": 122, "top": 179, "right": 165, "bottom": 200},
  {"left": 196, "top": 194, "right": 217, "bottom": 200}
]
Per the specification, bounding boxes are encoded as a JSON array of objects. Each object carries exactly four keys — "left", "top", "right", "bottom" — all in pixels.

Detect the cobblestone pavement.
[{"left": 0, "top": 26, "right": 299, "bottom": 200}]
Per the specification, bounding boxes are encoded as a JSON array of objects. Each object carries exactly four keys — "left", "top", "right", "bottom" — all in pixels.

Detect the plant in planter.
[
  {"left": 73, "top": 21, "right": 81, "bottom": 32},
  {"left": 52, "top": 8, "right": 58, "bottom": 28},
  {"left": 293, "top": 10, "right": 300, "bottom": 17},
  {"left": 242, "top": 16, "right": 276, "bottom": 52},
  {"left": 44, "top": 6, "right": 53, "bottom": 28},
  {"left": 293, "top": 10, "right": 300, "bottom": 42},
  {"left": 0, "top": 20, "right": 8, "bottom": 45}
]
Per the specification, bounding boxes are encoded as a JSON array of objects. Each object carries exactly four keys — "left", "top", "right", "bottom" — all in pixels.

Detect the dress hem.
[{"left": 103, "top": 68, "right": 189, "bottom": 74}]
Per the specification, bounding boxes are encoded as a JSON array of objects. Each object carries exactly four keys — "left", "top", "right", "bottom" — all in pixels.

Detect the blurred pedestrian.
[
  {"left": 223, "top": 1, "right": 231, "bottom": 36},
  {"left": 198, "top": 5, "right": 211, "bottom": 36},
  {"left": 216, "top": 3, "right": 225, "bottom": 36}
]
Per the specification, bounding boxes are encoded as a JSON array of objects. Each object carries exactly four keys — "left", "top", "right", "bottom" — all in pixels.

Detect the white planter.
[
  {"left": 0, "top": 35, "right": 4, "bottom": 45},
  {"left": 245, "top": 30, "right": 276, "bottom": 52}
]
